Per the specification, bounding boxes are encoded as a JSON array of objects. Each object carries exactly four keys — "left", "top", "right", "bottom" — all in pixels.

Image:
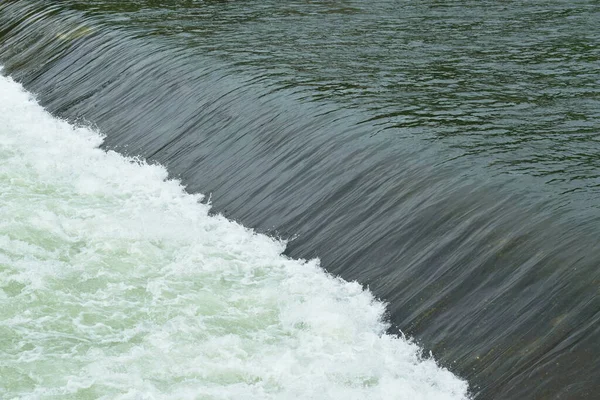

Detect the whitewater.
[{"left": 0, "top": 72, "right": 468, "bottom": 399}]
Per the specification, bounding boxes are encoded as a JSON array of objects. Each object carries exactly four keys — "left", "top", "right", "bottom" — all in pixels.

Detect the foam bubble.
[{"left": 0, "top": 73, "right": 469, "bottom": 399}]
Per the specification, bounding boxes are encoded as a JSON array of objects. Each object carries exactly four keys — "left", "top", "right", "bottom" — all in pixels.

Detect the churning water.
[
  {"left": 1, "top": 1, "right": 599, "bottom": 399},
  {"left": 0, "top": 74, "right": 467, "bottom": 399}
]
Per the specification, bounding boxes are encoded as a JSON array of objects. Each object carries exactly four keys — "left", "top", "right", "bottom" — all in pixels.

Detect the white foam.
[{"left": 0, "top": 72, "right": 469, "bottom": 399}]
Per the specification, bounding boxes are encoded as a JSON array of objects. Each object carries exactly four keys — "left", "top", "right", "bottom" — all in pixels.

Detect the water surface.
[{"left": 1, "top": 1, "right": 599, "bottom": 399}]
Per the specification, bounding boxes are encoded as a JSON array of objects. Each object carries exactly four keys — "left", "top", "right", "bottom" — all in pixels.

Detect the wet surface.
[{"left": 1, "top": 1, "right": 599, "bottom": 398}]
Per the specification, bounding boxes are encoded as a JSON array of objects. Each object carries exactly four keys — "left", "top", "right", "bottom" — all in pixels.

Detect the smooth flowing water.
[
  {"left": 0, "top": 1, "right": 599, "bottom": 399},
  {"left": 0, "top": 73, "right": 466, "bottom": 399}
]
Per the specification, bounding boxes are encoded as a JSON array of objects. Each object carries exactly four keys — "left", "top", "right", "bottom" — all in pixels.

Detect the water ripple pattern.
[
  {"left": 1, "top": 1, "right": 599, "bottom": 399},
  {"left": 0, "top": 74, "right": 467, "bottom": 400}
]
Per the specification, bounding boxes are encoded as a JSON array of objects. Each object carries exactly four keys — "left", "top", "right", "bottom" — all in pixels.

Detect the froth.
[{"left": 0, "top": 74, "right": 469, "bottom": 399}]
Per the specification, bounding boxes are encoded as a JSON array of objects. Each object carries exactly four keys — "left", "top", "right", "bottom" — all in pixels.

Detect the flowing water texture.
[
  {"left": 1, "top": 1, "right": 600, "bottom": 399},
  {"left": 0, "top": 74, "right": 467, "bottom": 399}
]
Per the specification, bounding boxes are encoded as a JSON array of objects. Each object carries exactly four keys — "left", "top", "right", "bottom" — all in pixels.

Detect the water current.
[{"left": 1, "top": 1, "right": 599, "bottom": 399}]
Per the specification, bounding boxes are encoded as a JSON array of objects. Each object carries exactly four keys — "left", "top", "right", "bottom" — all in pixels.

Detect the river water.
[{"left": 1, "top": 1, "right": 599, "bottom": 399}]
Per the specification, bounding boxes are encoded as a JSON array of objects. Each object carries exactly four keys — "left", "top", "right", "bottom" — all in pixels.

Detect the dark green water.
[
  {"left": 1, "top": 0, "right": 599, "bottom": 399},
  {"left": 77, "top": 0, "right": 600, "bottom": 198}
]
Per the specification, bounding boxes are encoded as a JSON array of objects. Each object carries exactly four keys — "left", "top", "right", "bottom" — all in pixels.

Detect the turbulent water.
[
  {"left": 0, "top": 74, "right": 467, "bottom": 399},
  {"left": 1, "top": 1, "right": 599, "bottom": 399}
]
